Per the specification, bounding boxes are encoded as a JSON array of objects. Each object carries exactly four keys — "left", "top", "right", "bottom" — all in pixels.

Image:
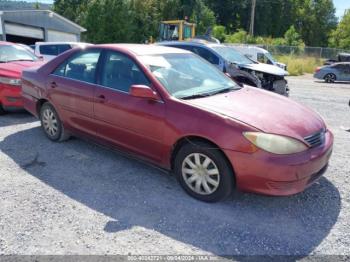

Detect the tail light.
[{"left": 315, "top": 67, "right": 321, "bottom": 73}]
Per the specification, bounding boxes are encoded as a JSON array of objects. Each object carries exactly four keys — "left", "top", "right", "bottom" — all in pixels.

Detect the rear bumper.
[
  {"left": 0, "top": 85, "right": 23, "bottom": 109},
  {"left": 224, "top": 130, "right": 334, "bottom": 196},
  {"left": 313, "top": 72, "right": 324, "bottom": 79}
]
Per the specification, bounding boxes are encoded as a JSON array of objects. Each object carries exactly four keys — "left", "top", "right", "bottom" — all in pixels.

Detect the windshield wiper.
[
  {"left": 179, "top": 93, "right": 212, "bottom": 100},
  {"left": 179, "top": 86, "right": 239, "bottom": 100},
  {"left": 209, "top": 86, "right": 240, "bottom": 96}
]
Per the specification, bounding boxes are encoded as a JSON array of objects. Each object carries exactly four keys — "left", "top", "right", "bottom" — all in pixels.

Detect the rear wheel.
[
  {"left": 324, "top": 73, "right": 336, "bottom": 83},
  {"left": 39, "top": 102, "right": 70, "bottom": 142},
  {"left": 174, "top": 141, "right": 234, "bottom": 202}
]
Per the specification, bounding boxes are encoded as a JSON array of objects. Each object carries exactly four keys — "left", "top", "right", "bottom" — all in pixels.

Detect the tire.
[
  {"left": 0, "top": 104, "right": 6, "bottom": 115},
  {"left": 39, "top": 102, "right": 70, "bottom": 142},
  {"left": 324, "top": 73, "right": 336, "bottom": 83},
  {"left": 174, "top": 141, "right": 235, "bottom": 202}
]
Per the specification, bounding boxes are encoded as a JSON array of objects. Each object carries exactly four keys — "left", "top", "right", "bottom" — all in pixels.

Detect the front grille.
[{"left": 304, "top": 129, "right": 326, "bottom": 148}]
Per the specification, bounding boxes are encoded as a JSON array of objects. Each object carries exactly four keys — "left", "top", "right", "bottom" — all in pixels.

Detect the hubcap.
[
  {"left": 42, "top": 108, "right": 58, "bottom": 137},
  {"left": 182, "top": 153, "right": 220, "bottom": 195}
]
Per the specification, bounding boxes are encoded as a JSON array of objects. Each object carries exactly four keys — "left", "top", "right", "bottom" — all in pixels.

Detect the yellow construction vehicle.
[{"left": 159, "top": 20, "right": 196, "bottom": 42}]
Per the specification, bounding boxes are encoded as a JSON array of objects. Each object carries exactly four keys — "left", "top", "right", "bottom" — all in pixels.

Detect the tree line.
[{"left": 53, "top": 0, "right": 348, "bottom": 49}]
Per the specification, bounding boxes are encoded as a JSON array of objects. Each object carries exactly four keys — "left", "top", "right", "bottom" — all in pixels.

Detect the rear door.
[
  {"left": 93, "top": 50, "right": 165, "bottom": 161},
  {"left": 333, "top": 64, "right": 349, "bottom": 81},
  {"left": 47, "top": 49, "right": 102, "bottom": 136},
  {"left": 342, "top": 64, "right": 350, "bottom": 81}
]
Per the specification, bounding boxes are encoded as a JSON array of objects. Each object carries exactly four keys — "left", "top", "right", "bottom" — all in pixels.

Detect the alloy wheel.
[{"left": 325, "top": 74, "right": 336, "bottom": 83}]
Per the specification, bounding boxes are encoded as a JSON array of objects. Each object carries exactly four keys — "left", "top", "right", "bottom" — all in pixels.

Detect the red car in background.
[
  {"left": 0, "top": 42, "right": 44, "bottom": 115},
  {"left": 21, "top": 44, "right": 333, "bottom": 202}
]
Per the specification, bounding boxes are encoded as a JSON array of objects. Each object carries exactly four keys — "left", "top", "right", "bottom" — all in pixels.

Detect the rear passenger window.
[
  {"left": 100, "top": 51, "right": 150, "bottom": 92},
  {"left": 53, "top": 50, "right": 101, "bottom": 83}
]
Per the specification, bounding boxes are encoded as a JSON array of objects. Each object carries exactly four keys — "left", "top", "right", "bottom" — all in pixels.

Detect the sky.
[
  {"left": 16, "top": 0, "right": 350, "bottom": 19},
  {"left": 334, "top": 0, "right": 350, "bottom": 18}
]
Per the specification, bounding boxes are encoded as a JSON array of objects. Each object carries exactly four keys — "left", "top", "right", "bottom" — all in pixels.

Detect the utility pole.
[{"left": 249, "top": 0, "right": 256, "bottom": 36}]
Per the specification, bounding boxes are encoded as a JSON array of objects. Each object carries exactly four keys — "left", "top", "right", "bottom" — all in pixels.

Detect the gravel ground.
[{"left": 0, "top": 74, "right": 349, "bottom": 258}]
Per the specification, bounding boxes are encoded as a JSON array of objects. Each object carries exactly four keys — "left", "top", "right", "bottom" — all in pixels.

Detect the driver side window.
[{"left": 100, "top": 51, "right": 150, "bottom": 92}]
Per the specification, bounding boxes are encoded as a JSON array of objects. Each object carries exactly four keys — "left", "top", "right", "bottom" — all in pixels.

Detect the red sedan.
[
  {"left": 0, "top": 42, "right": 44, "bottom": 114},
  {"left": 21, "top": 44, "right": 333, "bottom": 202}
]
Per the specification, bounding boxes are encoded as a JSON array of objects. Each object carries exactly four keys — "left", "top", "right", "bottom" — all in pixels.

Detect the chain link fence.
[{"left": 229, "top": 44, "right": 350, "bottom": 59}]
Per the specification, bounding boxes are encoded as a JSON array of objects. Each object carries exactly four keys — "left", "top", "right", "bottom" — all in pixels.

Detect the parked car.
[
  {"left": 0, "top": 41, "right": 44, "bottom": 115},
  {"left": 324, "top": 53, "right": 350, "bottom": 65},
  {"left": 158, "top": 41, "right": 290, "bottom": 96},
  {"left": 230, "top": 45, "right": 287, "bottom": 70},
  {"left": 22, "top": 44, "right": 333, "bottom": 202},
  {"left": 314, "top": 62, "right": 350, "bottom": 83},
  {"left": 16, "top": 44, "right": 36, "bottom": 54},
  {"left": 34, "top": 42, "right": 91, "bottom": 61}
]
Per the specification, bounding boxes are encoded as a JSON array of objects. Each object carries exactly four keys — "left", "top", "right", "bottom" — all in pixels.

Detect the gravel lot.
[{"left": 0, "top": 74, "right": 349, "bottom": 258}]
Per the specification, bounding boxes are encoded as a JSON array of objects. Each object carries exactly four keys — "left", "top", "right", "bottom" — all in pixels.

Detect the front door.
[{"left": 93, "top": 51, "right": 166, "bottom": 162}]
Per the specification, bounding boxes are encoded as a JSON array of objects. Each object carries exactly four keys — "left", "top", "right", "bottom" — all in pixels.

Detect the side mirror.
[{"left": 129, "top": 85, "right": 161, "bottom": 101}]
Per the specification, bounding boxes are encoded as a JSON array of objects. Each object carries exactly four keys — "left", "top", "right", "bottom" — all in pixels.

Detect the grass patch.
[{"left": 275, "top": 55, "right": 324, "bottom": 76}]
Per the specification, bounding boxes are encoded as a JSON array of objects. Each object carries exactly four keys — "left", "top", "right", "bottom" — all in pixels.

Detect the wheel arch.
[
  {"left": 170, "top": 135, "right": 235, "bottom": 176},
  {"left": 36, "top": 98, "right": 49, "bottom": 116}
]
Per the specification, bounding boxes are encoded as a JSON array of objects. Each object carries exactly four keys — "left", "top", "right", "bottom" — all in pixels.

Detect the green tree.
[
  {"left": 293, "top": 0, "right": 337, "bottom": 46},
  {"left": 53, "top": 0, "right": 88, "bottom": 24},
  {"left": 329, "top": 10, "right": 350, "bottom": 49},
  {"left": 190, "top": 0, "right": 216, "bottom": 34},
  {"left": 284, "top": 25, "right": 304, "bottom": 46},
  {"left": 83, "top": 0, "right": 133, "bottom": 43},
  {"left": 213, "top": 25, "right": 226, "bottom": 42}
]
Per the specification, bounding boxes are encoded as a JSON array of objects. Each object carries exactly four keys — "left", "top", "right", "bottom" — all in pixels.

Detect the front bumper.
[
  {"left": 224, "top": 130, "right": 334, "bottom": 196},
  {"left": 0, "top": 84, "right": 23, "bottom": 109}
]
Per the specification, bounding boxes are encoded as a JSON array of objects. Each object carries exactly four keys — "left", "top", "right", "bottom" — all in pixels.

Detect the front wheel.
[
  {"left": 40, "top": 102, "right": 70, "bottom": 142},
  {"left": 174, "top": 142, "right": 234, "bottom": 202},
  {"left": 324, "top": 73, "right": 336, "bottom": 83}
]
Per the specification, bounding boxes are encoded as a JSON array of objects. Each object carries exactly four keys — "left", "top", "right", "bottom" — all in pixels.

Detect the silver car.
[{"left": 314, "top": 62, "right": 350, "bottom": 83}]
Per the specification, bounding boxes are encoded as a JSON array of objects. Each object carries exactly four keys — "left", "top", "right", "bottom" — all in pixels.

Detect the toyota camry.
[{"left": 21, "top": 44, "right": 333, "bottom": 202}]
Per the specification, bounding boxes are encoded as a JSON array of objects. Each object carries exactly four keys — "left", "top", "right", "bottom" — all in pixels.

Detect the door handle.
[
  {"left": 97, "top": 94, "right": 106, "bottom": 103},
  {"left": 50, "top": 81, "right": 57, "bottom": 88}
]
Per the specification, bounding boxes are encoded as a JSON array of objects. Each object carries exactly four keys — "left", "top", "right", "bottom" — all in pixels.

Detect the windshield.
[
  {"left": 0, "top": 45, "right": 38, "bottom": 63},
  {"left": 211, "top": 46, "right": 253, "bottom": 64},
  {"left": 264, "top": 52, "right": 276, "bottom": 64},
  {"left": 139, "top": 53, "right": 239, "bottom": 99}
]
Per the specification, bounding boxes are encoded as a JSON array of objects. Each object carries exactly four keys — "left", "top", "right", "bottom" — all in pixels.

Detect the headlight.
[
  {"left": 0, "top": 76, "right": 21, "bottom": 86},
  {"left": 243, "top": 132, "right": 308, "bottom": 155}
]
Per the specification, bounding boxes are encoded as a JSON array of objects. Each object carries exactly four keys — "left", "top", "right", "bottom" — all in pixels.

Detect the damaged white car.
[{"left": 159, "top": 41, "right": 290, "bottom": 96}]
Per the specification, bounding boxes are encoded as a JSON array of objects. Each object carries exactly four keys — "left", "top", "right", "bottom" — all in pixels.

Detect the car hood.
[
  {"left": 239, "top": 63, "right": 289, "bottom": 76},
  {"left": 188, "top": 87, "right": 325, "bottom": 140},
  {"left": 0, "top": 61, "right": 45, "bottom": 78}
]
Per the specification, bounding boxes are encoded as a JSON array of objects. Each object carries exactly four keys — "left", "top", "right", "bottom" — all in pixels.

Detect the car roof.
[
  {"left": 35, "top": 42, "right": 91, "bottom": 45},
  {"left": 158, "top": 41, "right": 222, "bottom": 49},
  {"left": 96, "top": 44, "right": 191, "bottom": 56},
  {"left": 232, "top": 45, "right": 268, "bottom": 53},
  {"left": 0, "top": 41, "right": 14, "bottom": 46},
  {"left": 331, "top": 62, "right": 350, "bottom": 65}
]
